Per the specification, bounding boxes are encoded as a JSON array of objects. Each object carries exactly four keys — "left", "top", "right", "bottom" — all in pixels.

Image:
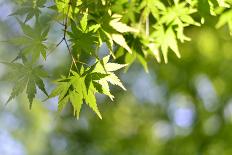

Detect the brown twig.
[
  {"left": 55, "top": 1, "right": 79, "bottom": 70},
  {"left": 47, "top": 0, "right": 88, "bottom": 72}
]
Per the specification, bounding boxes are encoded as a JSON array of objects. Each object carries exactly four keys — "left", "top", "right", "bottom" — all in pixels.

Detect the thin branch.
[
  {"left": 68, "top": 61, "right": 74, "bottom": 76},
  {"left": 46, "top": 0, "right": 78, "bottom": 70},
  {"left": 63, "top": 1, "right": 71, "bottom": 39},
  {"left": 56, "top": 38, "right": 64, "bottom": 47},
  {"left": 46, "top": 0, "right": 88, "bottom": 70},
  {"left": 45, "top": 39, "right": 64, "bottom": 57},
  {"left": 64, "top": 38, "right": 78, "bottom": 69}
]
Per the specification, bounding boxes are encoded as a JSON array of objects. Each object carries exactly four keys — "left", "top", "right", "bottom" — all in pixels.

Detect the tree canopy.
[{"left": 1, "top": 0, "right": 232, "bottom": 119}]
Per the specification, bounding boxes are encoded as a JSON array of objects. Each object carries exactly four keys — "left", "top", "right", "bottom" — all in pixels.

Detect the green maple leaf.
[
  {"left": 91, "top": 56, "right": 127, "bottom": 99},
  {"left": 49, "top": 56, "right": 127, "bottom": 119},
  {"left": 158, "top": 1, "right": 199, "bottom": 43},
  {"left": 10, "top": 0, "right": 47, "bottom": 22},
  {"left": 197, "top": 0, "right": 230, "bottom": 20},
  {"left": 139, "top": 0, "right": 166, "bottom": 21},
  {"left": 216, "top": 9, "right": 232, "bottom": 34},
  {"left": 111, "top": 0, "right": 138, "bottom": 23},
  {"left": 10, "top": 20, "right": 49, "bottom": 61},
  {"left": 97, "top": 12, "right": 138, "bottom": 55},
  {"left": 49, "top": 71, "right": 102, "bottom": 119},
  {"left": 55, "top": 0, "right": 82, "bottom": 18},
  {"left": 151, "top": 25, "right": 181, "bottom": 63},
  {"left": 68, "top": 13, "right": 99, "bottom": 55},
  {"left": 2, "top": 61, "right": 48, "bottom": 108}
]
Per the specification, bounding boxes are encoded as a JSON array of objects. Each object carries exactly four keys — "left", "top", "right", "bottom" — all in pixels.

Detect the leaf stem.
[{"left": 146, "top": 16, "right": 149, "bottom": 36}]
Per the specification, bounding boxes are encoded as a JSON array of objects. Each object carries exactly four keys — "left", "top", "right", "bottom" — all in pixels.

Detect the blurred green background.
[{"left": 1, "top": 1, "right": 232, "bottom": 155}]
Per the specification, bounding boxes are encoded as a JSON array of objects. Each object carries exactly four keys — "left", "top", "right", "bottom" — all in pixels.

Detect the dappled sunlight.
[{"left": 195, "top": 74, "right": 219, "bottom": 112}]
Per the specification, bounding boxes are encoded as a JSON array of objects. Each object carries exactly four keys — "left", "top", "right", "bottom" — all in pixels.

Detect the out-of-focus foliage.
[
  {"left": 1, "top": 0, "right": 232, "bottom": 118},
  {"left": 1, "top": 0, "right": 232, "bottom": 155},
  {"left": 2, "top": 61, "right": 48, "bottom": 108}
]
